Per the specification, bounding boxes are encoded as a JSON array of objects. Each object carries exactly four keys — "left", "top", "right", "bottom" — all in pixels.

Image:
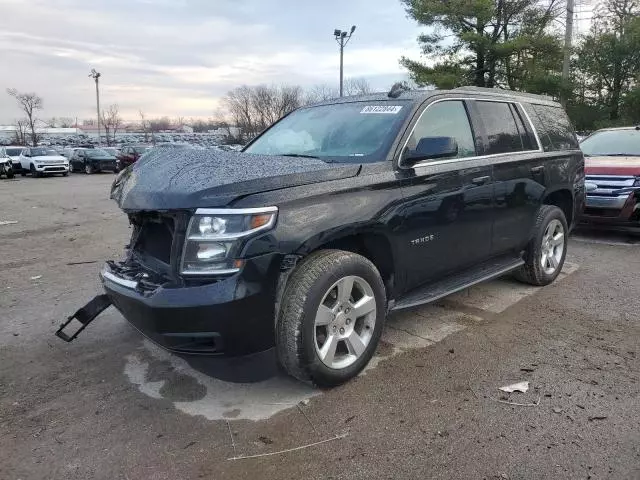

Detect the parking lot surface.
[{"left": 1, "top": 174, "right": 639, "bottom": 479}]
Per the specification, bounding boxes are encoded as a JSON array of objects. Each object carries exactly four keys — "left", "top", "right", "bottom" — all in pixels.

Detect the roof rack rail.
[{"left": 453, "top": 86, "right": 554, "bottom": 102}]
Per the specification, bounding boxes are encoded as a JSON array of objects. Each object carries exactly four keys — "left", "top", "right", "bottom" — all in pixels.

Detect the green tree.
[
  {"left": 573, "top": 0, "right": 640, "bottom": 122},
  {"left": 400, "top": 0, "right": 564, "bottom": 93}
]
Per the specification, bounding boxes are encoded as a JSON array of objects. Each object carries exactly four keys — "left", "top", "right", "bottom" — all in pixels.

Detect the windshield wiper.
[{"left": 280, "top": 153, "right": 321, "bottom": 159}]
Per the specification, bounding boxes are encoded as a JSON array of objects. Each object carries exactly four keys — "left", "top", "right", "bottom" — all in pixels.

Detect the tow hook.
[{"left": 55, "top": 294, "right": 112, "bottom": 342}]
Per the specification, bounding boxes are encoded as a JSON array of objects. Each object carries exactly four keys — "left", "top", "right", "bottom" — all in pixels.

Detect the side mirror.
[{"left": 403, "top": 136, "right": 458, "bottom": 166}]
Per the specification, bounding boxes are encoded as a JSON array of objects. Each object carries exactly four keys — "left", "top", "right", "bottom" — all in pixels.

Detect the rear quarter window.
[{"left": 527, "top": 104, "right": 578, "bottom": 152}]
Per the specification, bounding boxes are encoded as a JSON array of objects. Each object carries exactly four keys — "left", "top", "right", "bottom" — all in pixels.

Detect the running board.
[{"left": 392, "top": 256, "right": 524, "bottom": 311}]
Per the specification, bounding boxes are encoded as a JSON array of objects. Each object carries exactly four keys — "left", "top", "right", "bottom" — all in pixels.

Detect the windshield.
[
  {"left": 580, "top": 129, "right": 640, "bottom": 156},
  {"left": 133, "top": 146, "right": 147, "bottom": 153},
  {"left": 31, "top": 148, "right": 58, "bottom": 156},
  {"left": 6, "top": 148, "right": 23, "bottom": 156},
  {"left": 244, "top": 101, "right": 411, "bottom": 163},
  {"left": 86, "top": 148, "right": 110, "bottom": 157}
]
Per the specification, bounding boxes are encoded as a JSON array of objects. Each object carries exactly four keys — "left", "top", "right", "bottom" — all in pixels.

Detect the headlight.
[{"left": 181, "top": 207, "right": 277, "bottom": 275}]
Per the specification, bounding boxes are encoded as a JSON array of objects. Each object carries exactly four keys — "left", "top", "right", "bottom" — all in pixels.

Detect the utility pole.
[
  {"left": 333, "top": 26, "right": 357, "bottom": 97},
  {"left": 89, "top": 69, "right": 101, "bottom": 145},
  {"left": 561, "top": 0, "right": 574, "bottom": 106}
]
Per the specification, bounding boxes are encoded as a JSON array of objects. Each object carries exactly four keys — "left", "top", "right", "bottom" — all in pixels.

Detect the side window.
[
  {"left": 405, "top": 101, "right": 476, "bottom": 160},
  {"left": 529, "top": 104, "right": 578, "bottom": 151},
  {"left": 476, "top": 101, "right": 524, "bottom": 155}
]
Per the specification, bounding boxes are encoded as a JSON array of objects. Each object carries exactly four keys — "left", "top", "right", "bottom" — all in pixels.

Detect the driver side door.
[{"left": 397, "top": 99, "right": 495, "bottom": 291}]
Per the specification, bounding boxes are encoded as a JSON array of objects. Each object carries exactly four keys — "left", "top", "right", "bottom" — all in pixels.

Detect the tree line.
[{"left": 400, "top": 0, "right": 640, "bottom": 131}]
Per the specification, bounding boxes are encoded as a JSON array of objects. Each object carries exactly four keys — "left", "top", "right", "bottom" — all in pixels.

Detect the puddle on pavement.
[{"left": 122, "top": 263, "right": 579, "bottom": 421}]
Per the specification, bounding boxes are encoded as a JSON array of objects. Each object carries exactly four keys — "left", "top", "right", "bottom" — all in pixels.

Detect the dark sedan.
[{"left": 70, "top": 148, "right": 118, "bottom": 174}]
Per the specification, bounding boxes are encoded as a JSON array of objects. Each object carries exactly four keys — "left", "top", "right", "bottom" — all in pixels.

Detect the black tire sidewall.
[
  {"left": 298, "top": 256, "right": 386, "bottom": 385},
  {"left": 528, "top": 206, "right": 569, "bottom": 284}
]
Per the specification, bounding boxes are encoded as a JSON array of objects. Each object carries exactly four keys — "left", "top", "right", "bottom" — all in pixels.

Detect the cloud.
[{"left": 0, "top": 0, "right": 422, "bottom": 122}]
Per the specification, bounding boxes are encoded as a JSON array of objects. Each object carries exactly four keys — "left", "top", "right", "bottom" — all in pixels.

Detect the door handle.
[
  {"left": 471, "top": 175, "right": 491, "bottom": 185},
  {"left": 531, "top": 165, "right": 545, "bottom": 174}
]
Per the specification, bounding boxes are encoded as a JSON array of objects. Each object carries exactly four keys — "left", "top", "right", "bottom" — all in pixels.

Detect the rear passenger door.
[
  {"left": 397, "top": 99, "right": 494, "bottom": 291},
  {"left": 468, "top": 100, "right": 546, "bottom": 254}
]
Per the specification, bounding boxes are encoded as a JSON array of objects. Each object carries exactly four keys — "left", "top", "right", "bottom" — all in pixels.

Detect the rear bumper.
[{"left": 101, "top": 253, "right": 281, "bottom": 355}]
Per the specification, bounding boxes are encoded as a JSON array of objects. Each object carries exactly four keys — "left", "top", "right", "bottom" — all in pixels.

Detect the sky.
[{"left": 1, "top": 0, "right": 424, "bottom": 123}]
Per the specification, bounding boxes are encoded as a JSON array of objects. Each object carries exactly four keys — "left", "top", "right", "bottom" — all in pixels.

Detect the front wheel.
[
  {"left": 515, "top": 205, "right": 568, "bottom": 286},
  {"left": 84, "top": 162, "right": 93, "bottom": 174},
  {"left": 276, "top": 250, "right": 386, "bottom": 387},
  {"left": 30, "top": 164, "right": 40, "bottom": 178}
]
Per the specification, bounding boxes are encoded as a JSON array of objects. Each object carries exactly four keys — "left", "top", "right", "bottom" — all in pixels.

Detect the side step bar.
[{"left": 392, "top": 256, "right": 524, "bottom": 311}]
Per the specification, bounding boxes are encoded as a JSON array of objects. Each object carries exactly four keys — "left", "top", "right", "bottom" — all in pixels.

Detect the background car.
[
  {"left": 0, "top": 152, "right": 15, "bottom": 179},
  {"left": 115, "top": 145, "right": 147, "bottom": 171},
  {"left": 581, "top": 126, "right": 640, "bottom": 231},
  {"left": 101, "top": 147, "right": 120, "bottom": 157},
  {"left": 69, "top": 148, "right": 117, "bottom": 174},
  {"left": 18, "top": 147, "right": 69, "bottom": 177},
  {"left": 1, "top": 146, "right": 25, "bottom": 173}
]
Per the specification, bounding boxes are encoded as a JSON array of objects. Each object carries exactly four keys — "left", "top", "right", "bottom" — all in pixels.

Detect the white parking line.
[{"left": 122, "top": 262, "right": 579, "bottom": 421}]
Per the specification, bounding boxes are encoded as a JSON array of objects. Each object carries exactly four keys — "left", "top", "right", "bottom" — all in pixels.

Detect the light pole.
[
  {"left": 89, "top": 69, "right": 101, "bottom": 145},
  {"left": 334, "top": 25, "right": 356, "bottom": 97}
]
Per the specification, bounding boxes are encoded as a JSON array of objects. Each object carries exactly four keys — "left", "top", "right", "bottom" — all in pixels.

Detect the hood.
[
  {"left": 110, "top": 148, "right": 360, "bottom": 211},
  {"left": 31, "top": 155, "right": 67, "bottom": 162},
  {"left": 585, "top": 156, "right": 640, "bottom": 176}
]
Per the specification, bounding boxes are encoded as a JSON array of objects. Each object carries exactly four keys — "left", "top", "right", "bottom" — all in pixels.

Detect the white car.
[
  {"left": 0, "top": 146, "right": 25, "bottom": 172},
  {"left": 19, "top": 147, "right": 69, "bottom": 177}
]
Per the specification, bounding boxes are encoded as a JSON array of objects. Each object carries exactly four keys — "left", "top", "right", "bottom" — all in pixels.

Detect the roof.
[{"left": 308, "top": 86, "right": 558, "bottom": 108}]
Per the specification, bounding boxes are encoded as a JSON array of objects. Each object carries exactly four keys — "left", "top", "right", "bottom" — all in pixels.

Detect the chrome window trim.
[{"left": 398, "top": 97, "right": 544, "bottom": 170}]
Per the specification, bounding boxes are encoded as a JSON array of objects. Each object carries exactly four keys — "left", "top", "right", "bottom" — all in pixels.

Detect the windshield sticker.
[{"left": 360, "top": 105, "right": 403, "bottom": 114}]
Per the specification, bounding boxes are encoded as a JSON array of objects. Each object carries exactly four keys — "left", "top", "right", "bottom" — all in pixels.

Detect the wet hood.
[
  {"left": 585, "top": 156, "right": 640, "bottom": 176},
  {"left": 110, "top": 148, "right": 360, "bottom": 211}
]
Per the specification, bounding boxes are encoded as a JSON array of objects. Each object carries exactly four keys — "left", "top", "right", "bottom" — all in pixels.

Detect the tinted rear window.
[
  {"left": 475, "top": 101, "right": 524, "bottom": 155},
  {"left": 528, "top": 104, "right": 578, "bottom": 152}
]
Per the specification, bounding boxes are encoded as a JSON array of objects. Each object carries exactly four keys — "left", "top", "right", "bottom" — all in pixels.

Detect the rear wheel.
[
  {"left": 276, "top": 250, "right": 386, "bottom": 387},
  {"left": 515, "top": 205, "right": 568, "bottom": 286}
]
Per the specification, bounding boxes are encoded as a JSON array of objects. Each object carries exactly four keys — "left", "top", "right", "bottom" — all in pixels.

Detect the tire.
[
  {"left": 6, "top": 170, "right": 14, "bottom": 179},
  {"left": 84, "top": 162, "right": 93, "bottom": 174},
  {"left": 62, "top": 172, "right": 68, "bottom": 177},
  {"left": 515, "top": 205, "right": 568, "bottom": 286},
  {"left": 68, "top": 162, "right": 74, "bottom": 173},
  {"left": 30, "top": 164, "right": 40, "bottom": 178},
  {"left": 276, "top": 250, "right": 386, "bottom": 387},
  {"left": 20, "top": 171, "right": 26, "bottom": 177}
]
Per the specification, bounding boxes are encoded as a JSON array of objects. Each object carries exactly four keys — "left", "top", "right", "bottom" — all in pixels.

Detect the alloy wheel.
[
  {"left": 314, "top": 276, "right": 377, "bottom": 370},
  {"left": 540, "top": 219, "right": 564, "bottom": 275}
]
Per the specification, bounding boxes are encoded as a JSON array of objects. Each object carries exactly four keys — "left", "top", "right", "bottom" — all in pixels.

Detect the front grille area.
[
  {"left": 135, "top": 217, "right": 174, "bottom": 264},
  {"left": 586, "top": 175, "right": 636, "bottom": 195}
]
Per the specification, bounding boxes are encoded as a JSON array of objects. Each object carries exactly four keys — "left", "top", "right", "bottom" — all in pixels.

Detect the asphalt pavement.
[{"left": 0, "top": 174, "right": 638, "bottom": 480}]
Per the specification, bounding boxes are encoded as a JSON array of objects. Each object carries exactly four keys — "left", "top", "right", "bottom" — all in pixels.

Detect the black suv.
[{"left": 58, "top": 87, "right": 585, "bottom": 387}]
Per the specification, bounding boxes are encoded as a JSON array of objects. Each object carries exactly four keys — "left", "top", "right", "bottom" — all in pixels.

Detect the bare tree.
[
  {"left": 305, "top": 84, "right": 339, "bottom": 104},
  {"left": 7, "top": 88, "right": 43, "bottom": 146},
  {"left": 46, "top": 117, "right": 58, "bottom": 128},
  {"left": 59, "top": 117, "right": 74, "bottom": 128},
  {"left": 13, "top": 119, "right": 28, "bottom": 145},
  {"left": 139, "top": 110, "right": 151, "bottom": 143},
  {"left": 343, "top": 78, "right": 373, "bottom": 96},
  {"left": 101, "top": 104, "right": 122, "bottom": 146},
  {"left": 223, "top": 84, "right": 303, "bottom": 142},
  {"left": 173, "top": 116, "right": 186, "bottom": 130}
]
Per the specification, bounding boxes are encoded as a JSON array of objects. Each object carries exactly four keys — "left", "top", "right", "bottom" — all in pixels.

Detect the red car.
[
  {"left": 581, "top": 126, "right": 640, "bottom": 231},
  {"left": 115, "top": 145, "right": 148, "bottom": 171}
]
